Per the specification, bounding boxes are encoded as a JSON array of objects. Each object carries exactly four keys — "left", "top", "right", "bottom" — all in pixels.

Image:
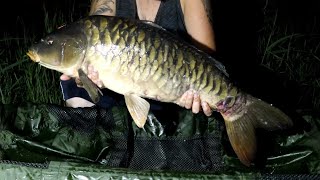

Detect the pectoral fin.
[
  {"left": 124, "top": 94, "right": 150, "bottom": 128},
  {"left": 78, "top": 69, "right": 103, "bottom": 103}
]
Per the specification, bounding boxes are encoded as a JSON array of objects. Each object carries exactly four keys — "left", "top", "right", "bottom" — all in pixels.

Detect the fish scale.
[
  {"left": 86, "top": 16, "right": 235, "bottom": 107},
  {"left": 27, "top": 15, "right": 293, "bottom": 166}
]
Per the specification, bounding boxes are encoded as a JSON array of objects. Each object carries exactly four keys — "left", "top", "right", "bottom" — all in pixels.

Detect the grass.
[
  {"left": 0, "top": 34, "right": 63, "bottom": 105},
  {"left": 0, "top": 4, "right": 78, "bottom": 105},
  {"left": 0, "top": 0, "right": 90, "bottom": 105},
  {"left": 0, "top": 5, "right": 319, "bottom": 112},
  {"left": 257, "top": 10, "right": 320, "bottom": 111}
]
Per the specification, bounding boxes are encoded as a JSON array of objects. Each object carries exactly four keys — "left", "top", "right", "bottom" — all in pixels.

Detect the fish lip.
[{"left": 26, "top": 50, "right": 40, "bottom": 62}]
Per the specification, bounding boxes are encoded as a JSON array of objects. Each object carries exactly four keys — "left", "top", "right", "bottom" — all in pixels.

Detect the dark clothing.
[{"left": 116, "top": 0, "right": 188, "bottom": 39}]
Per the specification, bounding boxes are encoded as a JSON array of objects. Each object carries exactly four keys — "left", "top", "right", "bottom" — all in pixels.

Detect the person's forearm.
[
  {"left": 201, "top": 0, "right": 213, "bottom": 27},
  {"left": 181, "top": 0, "right": 216, "bottom": 54},
  {"left": 89, "top": 0, "right": 116, "bottom": 16}
]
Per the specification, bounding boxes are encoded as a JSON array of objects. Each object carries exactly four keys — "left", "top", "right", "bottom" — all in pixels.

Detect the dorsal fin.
[{"left": 140, "top": 20, "right": 167, "bottom": 31}]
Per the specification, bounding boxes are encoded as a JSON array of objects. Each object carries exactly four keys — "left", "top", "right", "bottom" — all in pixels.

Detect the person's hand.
[
  {"left": 60, "top": 74, "right": 83, "bottom": 87},
  {"left": 60, "top": 74, "right": 71, "bottom": 81},
  {"left": 178, "top": 90, "right": 212, "bottom": 116},
  {"left": 87, "top": 64, "right": 103, "bottom": 88},
  {"left": 60, "top": 64, "right": 103, "bottom": 87},
  {"left": 74, "top": 65, "right": 212, "bottom": 116},
  {"left": 59, "top": 73, "right": 95, "bottom": 108}
]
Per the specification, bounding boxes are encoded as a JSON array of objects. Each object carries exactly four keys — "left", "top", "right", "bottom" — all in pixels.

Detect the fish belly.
[
  {"left": 83, "top": 16, "right": 237, "bottom": 108},
  {"left": 85, "top": 52, "right": 183, "bottom": 103}
]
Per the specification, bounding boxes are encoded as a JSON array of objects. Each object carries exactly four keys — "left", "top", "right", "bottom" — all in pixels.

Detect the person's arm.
[
  {"left": 68, "top": 0, "right": 214, "bottom": 116},
  {"left": 89, "top": 0, "right": 116, "bottom": 16},
  {"left": 177, "top": 0, "right": 216, "bottom": 116},
  {"left": 180, "top": 0, "right": 216, "bottom": 53}
]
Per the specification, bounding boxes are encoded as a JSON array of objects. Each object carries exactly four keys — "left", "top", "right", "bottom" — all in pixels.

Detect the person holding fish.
[
  {"left": 60, "top": 0, "right": 215, "bottom": 116},
  {"left": 27, "top": 0, "right": 293, "bottom": 166}
]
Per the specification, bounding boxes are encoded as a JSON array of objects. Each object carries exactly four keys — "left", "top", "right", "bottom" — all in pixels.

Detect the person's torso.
[{"left": 115, "top": 0, "right": 188, "bottom": 39}]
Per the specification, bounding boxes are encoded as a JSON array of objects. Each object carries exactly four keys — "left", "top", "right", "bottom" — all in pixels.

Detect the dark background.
[
  {"left": 0, "top": 0, "right": 319, "bottom": 110},
  {"left": 0, "top": 0, "right": 89, "bottom": 36},
  {"left": 1, "top": 0, "right": 319, "bottom": 36}
]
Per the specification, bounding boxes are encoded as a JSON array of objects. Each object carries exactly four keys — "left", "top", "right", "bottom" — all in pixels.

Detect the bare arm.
[
  {"left": 89, "top": 0, "right": 116, "bottom": 16},
  {"left": 178, "top": 0, "right": 216, "bottom": 116},
  {"left": 66, "top": 0, "right": 215, "bottom": 115},
  {"left": 201, "top": 0, "right": 214, "bottom": 27},
  {"left": 180, "top": 0, "right": 216, "bottom": 53}
]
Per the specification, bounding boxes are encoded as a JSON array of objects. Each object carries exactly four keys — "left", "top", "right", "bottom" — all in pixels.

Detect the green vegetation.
[
  {"left": 0, "top": 6, "right": 319, "bottom": 112},
  {"left": 258, "top": 10, "right": 320, "bottom": 110},
  {"left": 0, "top": 0, "right": 87, "bottom": 105},
  {"left": 0, "top": 7, "right": 76, "bottom": 105}
]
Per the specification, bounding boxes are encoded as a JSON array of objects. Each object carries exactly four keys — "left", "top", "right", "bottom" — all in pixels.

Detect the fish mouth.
[
  {"left": 26, "top": 49, "right": 63, "bottom": 71},
  {"left": 38, "top": 61, "right": 62, "bottom": 70},
  {"left": 26, "top": 50, "right": 40, "bottom": 62}
]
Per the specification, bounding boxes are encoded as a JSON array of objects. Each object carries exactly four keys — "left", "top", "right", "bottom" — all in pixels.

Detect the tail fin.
[{"left": 222, "top": 94, "right": 293, "bottom": 166}]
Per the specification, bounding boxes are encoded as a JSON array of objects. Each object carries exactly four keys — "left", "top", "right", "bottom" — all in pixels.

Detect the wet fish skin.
[
  {"left": 89, "top": 16, "right": 235, "bottom": 106},
  {"left": 27, "top": 15, "right": 293, "bottom": 166}
]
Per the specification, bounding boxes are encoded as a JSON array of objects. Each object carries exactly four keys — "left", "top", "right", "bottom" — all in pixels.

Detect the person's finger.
[
  {"left": 201, "top": 101, "right": 212, "bottom": 116},
  {"left": 96, "top": 80, "right": 103, "bottom": 88},
  {"left": 185, "top": 90, "right": 193, "bottom": 109},
  {"left": 192, "top": 93, "right": 200, "bottom": 114},
  {"left": 177, "top": 91, "right": 188, "bottom": 107},
  {"left": 91, "top": 68, "right": 103, "bottom": 87},
  {"left": 60, "top": 74, "right": 71, "bottom": 81},
  {"left": 87, "top": 64, "right": 93, "bottom": 80},
  {"left": 88, "top": 64, "right": 94, "bottom": 74},
  {"left": 87, "top": 64, "right": 101, "bottom": 85},
  {"left": 91, "top": 71, "right": 99, "bottom": 82}
]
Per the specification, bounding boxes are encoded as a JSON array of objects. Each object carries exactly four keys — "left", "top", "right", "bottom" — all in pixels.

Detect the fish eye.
[
  {"left": 44, "top": 37, "right": 54, "bottom": 45},
  {"left": 47, "top": 39, "right": 53, "bottom": 45}
]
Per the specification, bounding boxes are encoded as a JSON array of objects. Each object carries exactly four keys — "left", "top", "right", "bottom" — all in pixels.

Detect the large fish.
[{"left": 27, "top": 15, "right": 293, "bottom": 166}]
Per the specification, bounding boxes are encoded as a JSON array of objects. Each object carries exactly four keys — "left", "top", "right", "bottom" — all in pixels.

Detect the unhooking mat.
[{"left": 0, "top": 102, "right": 320, "bottom": 179}]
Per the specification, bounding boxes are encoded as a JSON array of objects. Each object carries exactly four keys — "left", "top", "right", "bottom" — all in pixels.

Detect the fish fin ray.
[
  {"left": 78, "top": 69, "right": 102, "bottom": 103},
  {"left": 249, "top": 97, "right": 293, "bottom": 129},
  {"left": 124, "top": 94, "right": 150, "bottom": 128},
  {"left": 141, "top": 20, "right": 167, "bottom": 31},
  {"left": 222, "top": 95, "right": 293, "bottom": 166},
  {"left": 207, "top": 56, "right": 229, "bottom": 77},
  {"left": 224, "top": 118, "right": 256, "bottom": 166}
]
